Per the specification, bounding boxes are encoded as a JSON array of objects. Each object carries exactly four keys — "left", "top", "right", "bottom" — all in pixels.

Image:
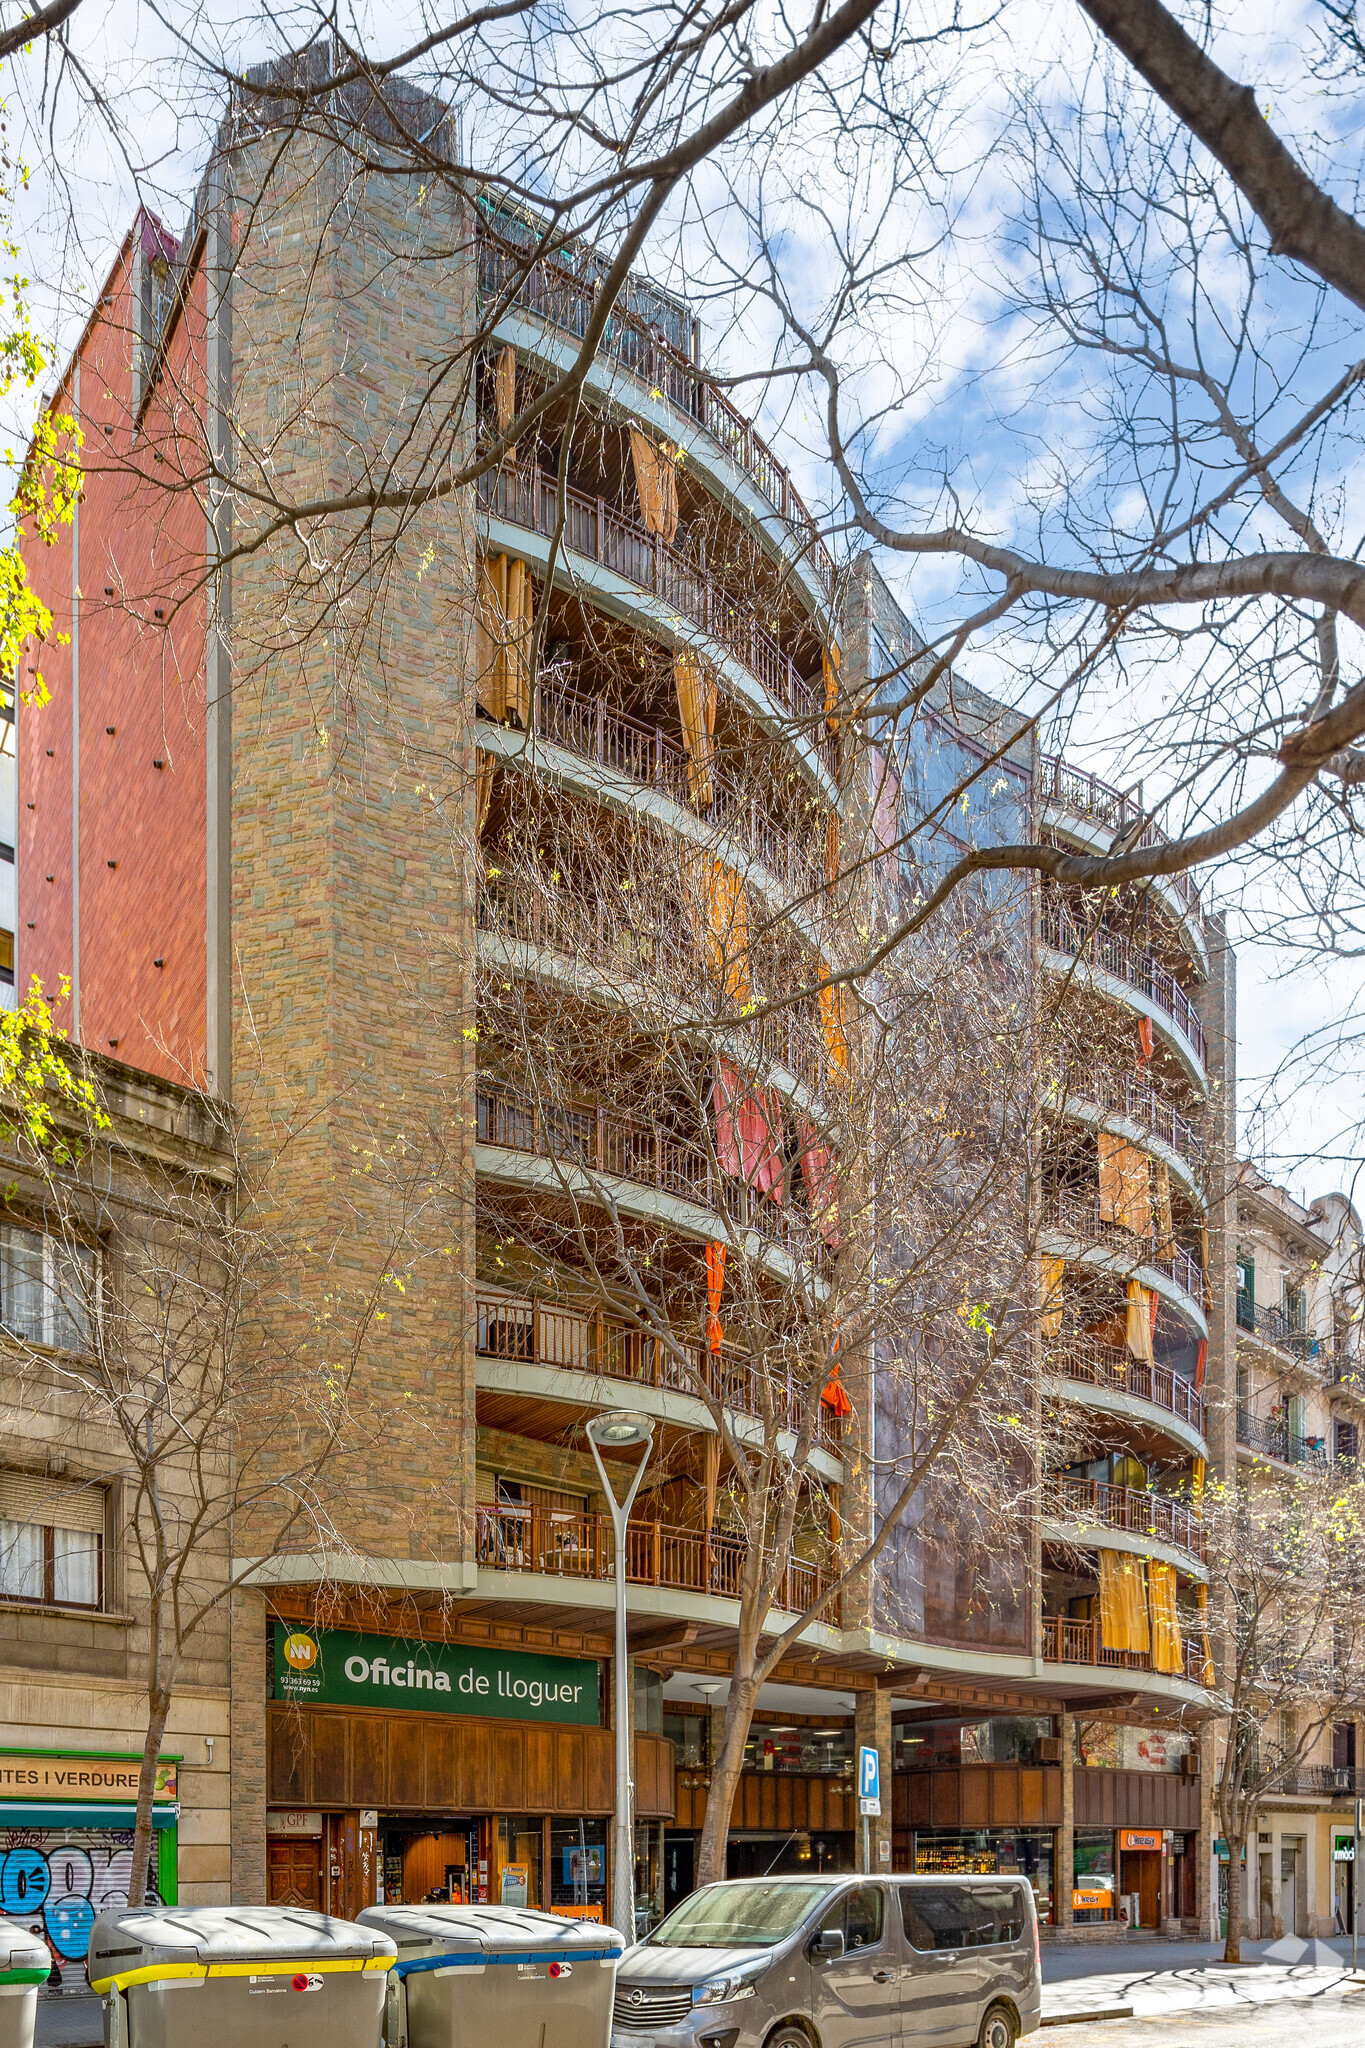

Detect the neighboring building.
[
  {"left": 1231, "top": 1168, "right": 1365, "bottom": 1938},
  {"left": 10, "top": 68, "right": 1248, "bottom": 1941},
  {"left": 0, "top": 685, "right": 15, "bottom": 1010},
  {"left": 0, "top": 1055, "right": 233, "bottom": 1983}
]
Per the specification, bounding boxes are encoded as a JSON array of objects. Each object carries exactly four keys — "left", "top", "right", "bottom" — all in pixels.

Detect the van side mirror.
[{"left": 812, "top": 1929, "right": 845, "bottom": 1960}]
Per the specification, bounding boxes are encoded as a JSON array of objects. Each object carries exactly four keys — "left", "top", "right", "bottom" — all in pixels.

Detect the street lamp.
[{"left": 586, "top": 1409, "right": 655, "bottom": 1944}]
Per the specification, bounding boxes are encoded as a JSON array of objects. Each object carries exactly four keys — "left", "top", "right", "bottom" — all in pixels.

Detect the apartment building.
[
  {"left": 1232, "top": 1169, "right": 1365, "bottom": 1938},
  {"left": 8, "top": 62, "right": 1242, "bottom": 1941}
]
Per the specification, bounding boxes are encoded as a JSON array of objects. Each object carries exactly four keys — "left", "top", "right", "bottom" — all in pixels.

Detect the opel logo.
[{"left": 630, "top": 1991, "right": 645, "bottom": 2005}]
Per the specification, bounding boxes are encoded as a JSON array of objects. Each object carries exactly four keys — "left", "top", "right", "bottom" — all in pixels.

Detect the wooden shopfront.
[{"left": 265, "top": 1621, "right": 674, "bottom": 1919}]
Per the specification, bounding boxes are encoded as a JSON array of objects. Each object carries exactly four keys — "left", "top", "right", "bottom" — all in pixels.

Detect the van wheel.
[
  {"left": 978, "top": 2005, "right": 1017, "bottom": 2048},
  {"left": 765, "top": 2029, "right": 812, "bottom": 2048}
]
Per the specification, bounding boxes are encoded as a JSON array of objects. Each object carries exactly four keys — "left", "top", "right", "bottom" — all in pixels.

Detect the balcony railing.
[
  {"left": 1039, "top": 755, "right": 1204, "bottom": 932},
  {"left": 475, "top": 1288, "right": 841, "bottom": 1443},
  {"left": 474, "top": 1503, "right": 830, "bottom": 1616},
  {"left": 1271, "top": 1766, "right": 1365, "bottom": 1798},
  {"left": 1056, "top": 1070, "right": 1204, "bottom": 1172},
  {"left": 477, "top": 875, "right": 829, "bottom": 1102},
  {"left": 1235, "top": 1291, "right": 1322, "bottom": 1365},
  {"left": 1045, "top": 1186, "right": 1205, "bottom": 1305},
  {"left": 1049, "top": 1475, "right": 1206, "bottom": 1563},
  {"left": 522, "top": 670, "right": 827, "bottom": 901},
  {"left": 1049, "top": 1335, "right": 1206, "bottom": 1439},
  {"left": 477, "top": 464, "right": 832, "bottom": 762},
  {"left": 1235, "top": 1407, "right": 1330, "bottom": 1471},
  {"left": 1040, "top": 898, "right": 1206, "bottom": 1070},
  {"left": 1042, "top": 1614, "right": 1209, "bottom": 1685},
  {"left": 476, "top": 224, "right": 837, "bottom": 600},
  {"left": 475, "top": 1081, "right": 825, "bottom": 1262}
]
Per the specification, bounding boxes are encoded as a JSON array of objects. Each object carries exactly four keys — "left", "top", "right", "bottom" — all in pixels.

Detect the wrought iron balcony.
[
  {"left": 1039, "top": 754, "right": 1204, "bottom": 932},
  {"left": 1236, "top": 1290, "right": 1322, "bottom": 1365},
  {"left": 1039, "top": 897, "right": 1206, "bottom": 1070},
  {"left": 1235, "top": 1406, "right": 1329, "bottom": 1471},
  {"left": 1054, "top": 1069, "right": 1204, "bottom": 1172},
  {"left": 1045, "top": 1186, "right": 1205, "bottom": 1305},
  {"left": 1047, "top": 1474, "right": 1206, "bottom": 1563},
  {"left": 476, "top": 221, "right": 837, "bottom": 600},
  {"left": 1048, "top": 1335, "right": 1206, "bottom": 1440}
]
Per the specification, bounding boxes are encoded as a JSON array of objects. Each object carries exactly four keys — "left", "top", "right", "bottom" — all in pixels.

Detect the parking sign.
[{"left": 859, "top": 1745, "right": 880, "bottom": 1815}]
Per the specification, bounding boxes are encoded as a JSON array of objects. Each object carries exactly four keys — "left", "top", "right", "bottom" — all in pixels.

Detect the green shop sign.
[{"left": 274, "top": 1625, "right": 600, "bottom": 1725}]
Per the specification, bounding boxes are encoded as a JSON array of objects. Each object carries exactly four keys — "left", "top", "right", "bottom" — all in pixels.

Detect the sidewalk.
[{"left": 1041, "top": 1933, "right": 1365, "bottom": 2026}]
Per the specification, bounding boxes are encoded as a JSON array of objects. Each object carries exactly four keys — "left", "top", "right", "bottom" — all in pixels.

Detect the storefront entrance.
[
  {"left": 1119, "top": 1831, "right": 1162, "bottom": 1930},
  {"left": 267, "top": 1837, "right": 321, "bottom": 1908},
  {"left": 376, "top": 1815, "right": 609, "bottom": 1917}
]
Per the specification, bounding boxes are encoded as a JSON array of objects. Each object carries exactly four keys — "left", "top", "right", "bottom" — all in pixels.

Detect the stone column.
[
  {"left": 854, "top": 1689, "right": 892, "bottom": 1873},
  {"left": 1056, "top": 1710, "right": 1074, "bottom": 1929},
  {"left": 229, "top": 1586, "right": 268, "bottom": 1905},
  {"left": 1197, "top": 1721, "right": 1217, "bottom": 1940}
]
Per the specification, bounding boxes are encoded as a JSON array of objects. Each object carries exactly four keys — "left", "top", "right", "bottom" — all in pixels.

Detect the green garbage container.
[
  {"left": 0, "top": 1927, "right": 51, "bottom": 2048},
  {"left": 357, "top": 1905, "right": 623, "bottom": 2048},
  {"left": 87, "top": 1907, "right": 396, "bottom": 2048}
]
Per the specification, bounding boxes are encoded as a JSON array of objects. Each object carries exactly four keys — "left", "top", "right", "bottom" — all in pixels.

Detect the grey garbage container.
[
  {"left": 87, "top": 1907, "right": 396, "bottom": 2048},
  {"left": 356, "top": 1905, "right": 623, "bottom": 2048},
  {"left": 0, "top": 1927, "right": 52, "bottom": 2048}
]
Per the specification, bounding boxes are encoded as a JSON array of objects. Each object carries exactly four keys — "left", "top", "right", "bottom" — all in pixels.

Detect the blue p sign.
[{"left": 859, "top": 1746, "right": 879, "bottom": 1802}]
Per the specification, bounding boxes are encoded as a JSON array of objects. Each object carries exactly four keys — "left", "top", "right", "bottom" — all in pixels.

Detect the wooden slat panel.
[
  {"left": 793, "top": 1779, "right": 808, "bottom": 1831},
  {"left": 892, "top": 1778, "right": 909, "bottom": 1828},
  {"left": 351, "top": 1717, "right": 388, "bottom": 1806},
  {"left": 555, "top": 1728, "right": 584, "bottom": 1814},
  {"left": 525, "top": 1725, "right": 556, "bottom": 1811},
  {"left": 312, "top": 1715, "right": 348, "bottom": 1805},
  {"left": 458, "top": 1721, "right": 492, "bottom": 1810},
  {"left": 759, "top": 1777, "right": 777, "bottom": 1830},
  {"left": 829, "top": 1786, "right": 849, "bottom": 1831},
  {"left": 1019, "top": 1769, "right": 1043, "bottom": 1826},
  {"left": 583, "top": 1727, "right": 614, "bottom": 1812},
  {"left": 777, "top": 1778, "right": 793, "bottom": 1832},
  {"left": 389, "top": 1719, "right": 425, "bottom": 1809},
  {"left": 808, "top": 1779, "right": 825, "bottom": 1831},
  {"left": 989, "top": 1767, "right": 1019, "bottom": 1828},
  {"left": 268, "top": 1710, "right": 311, "bottom": 1805},
  {"left": 907, "top": 1776, "right": 932, "bottom": 1829},
  {"left": 425, "top": 1721, "right": 459, "bottom": 1811},
  {"left": 931, "top": 1772, "right": 960, "bottom": 1827},
  {"left": 490, "top": 1724, "right": 524, "bottom": 1811},
  {"left": 961, "top": 1770, "right": 990, "bottom": 1827}
]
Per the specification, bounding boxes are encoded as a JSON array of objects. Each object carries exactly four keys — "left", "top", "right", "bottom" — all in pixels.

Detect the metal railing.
[
  {"left": 476, "top": 225, "right": 837, "bottom": 600},
  {"left": 1235, "top": 1407, "right": 1330, "bottom": 1471},
  {"left": 477, "top": 874, "right": 829, "bottom": 1101},
  {"left": 1045, "top": 1186, "right": 1205, "bottom": 1304},
  {"left": 524, "top": 670, "right": 828, "bottom": 901},
  {"left": 1042, "top": 1614, "right": 1209, "bottom": 1685},
  {"left": 1049, "top": 1474, "right": 1206, "bottom": 1563},
  {"left": 475, "top": 1288, "right": 842, "bottom": 1443},
  {"left": 475, "top": 1081, "right": 825, "bottom": 1261},
  {"left": 1235, "top": 1292, "right": 1322, "bottom": 1365},
  {"left": 1048, "top": 1335, "right": 1206, "bottom": 1439},
  {"left": 474, "top": 1503, "right": 830, "bottom": 1615},
  {"left": 1039, "top": 755, "right": 1204, "bottom": 932},
  {"left": 1272, "top": 1766, "right": 1365, "bottom": 1798},
  {"left": 1056, "top": 1069, "right": 1204, "bottom": 1171},
  {"left": 477, "top": 464, "right": 832, "bottom": 761},
  {"left": 1039, "top": 898, "right": 1206, "bottom": 1069}
]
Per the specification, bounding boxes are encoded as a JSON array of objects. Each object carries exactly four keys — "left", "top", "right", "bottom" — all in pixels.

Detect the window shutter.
[{"left": 0, "top": 1470, "right": 105, "bottom": 1533}]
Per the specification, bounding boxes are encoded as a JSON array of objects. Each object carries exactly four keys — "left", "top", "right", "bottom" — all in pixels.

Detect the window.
[
  {"left": 0, "top": 1471, "right": 103, "bottom": 1609},
  {"left": 1236, "top": 1253, "right": 1255, "bottom": 1328},
  {"left": 1284, "top": 1281, "right": 1307, "bottom": 1332},
  {"left": 0, "top": 931, "right": 12, "bottom": 988},
  {"left": 1338, "top": 1423, "right": 1359, "bottom": 1467},
  {"left": 0, "top": 1223, "right": 96, "bottom": 1352},
  {"left": 821, "top": 1884, "right": 883, "bottom": 1951},
  {"left": 900, "top": 1884, "right": 1017, "bottom": 1951},
  {"left": 662, "top": 1712, "right": 706, "bottom": 1769}
]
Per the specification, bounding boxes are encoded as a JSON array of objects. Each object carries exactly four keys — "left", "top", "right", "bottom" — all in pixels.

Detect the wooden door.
[{"left": 268, "top": 1837, "right": 322, "bottom": 1908}]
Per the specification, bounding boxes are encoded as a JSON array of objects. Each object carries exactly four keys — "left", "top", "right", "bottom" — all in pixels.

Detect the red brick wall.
[{"left": 20, "top": 220, "right": 209, "bottom": 1084}]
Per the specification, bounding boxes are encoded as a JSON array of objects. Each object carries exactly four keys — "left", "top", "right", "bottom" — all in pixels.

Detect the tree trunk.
[
  {"left": 696, "top": 1673, "right": 760, "bottom": 1887},
  {"left": 1222, "top": 1831, "right": 1242, "bottom": 1964},
  {"left": 131, "top": 1687, "right": 173, "bottom": 1911}
]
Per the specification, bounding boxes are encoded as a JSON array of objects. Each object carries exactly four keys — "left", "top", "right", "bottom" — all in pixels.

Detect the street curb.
[{"left": 1041, "top": 2009, "right": 1136, "bottom": 2027}]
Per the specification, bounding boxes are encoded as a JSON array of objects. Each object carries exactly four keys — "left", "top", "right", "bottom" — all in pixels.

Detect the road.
[{"left": 1046, "top": 1986, "right": 1365, "bottom": 2046}]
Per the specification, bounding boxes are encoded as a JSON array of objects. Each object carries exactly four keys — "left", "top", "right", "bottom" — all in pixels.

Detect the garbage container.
[
  {"left": 0, "top": 1926, "right": 53, "bottom": 2048},
  {"left": 87, "top": 1907, "right": 396, "bottom": 2048},
  {"left": 357, "top": 1904, "right": 623, "bottom": 2048}
]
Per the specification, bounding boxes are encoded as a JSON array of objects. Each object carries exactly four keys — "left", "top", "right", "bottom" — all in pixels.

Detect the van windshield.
[{"left": 646, "top": 1882, "right": 836, "bottom": 1948}]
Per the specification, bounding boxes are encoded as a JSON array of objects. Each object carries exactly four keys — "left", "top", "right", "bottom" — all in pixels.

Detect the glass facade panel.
[
  {"left": 0, "top": 1518, "right": 42, "bottom": 1600},
  {"left": 911, "top": 1828, "right": 1054, "bottom": 1925}
]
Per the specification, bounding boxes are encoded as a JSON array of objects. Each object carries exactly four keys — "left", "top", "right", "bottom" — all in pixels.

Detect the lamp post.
[{"left": 586, "top": 1409, "right": 655, "bottom": 1945}]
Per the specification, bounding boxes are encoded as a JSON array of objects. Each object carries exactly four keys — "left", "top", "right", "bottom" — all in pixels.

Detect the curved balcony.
[
  {"left": 1047, "top": 1475, "right": 1205, "bottom": 1565},
  {"left": 474, "top": 1503, "right": 831, "bottom": 1618},
  {"left": 485, "top": 670, "right": 827, "bottom": 905},
  {"left": 1049, "top": 1335, "right": 1206, "bottom": 1441},
  {"left": 1040, "top": 898, "right": 1206, "bottom": 1076},
  {"left": 476, "top": 221, "right": 836, "bottom": 601},
  {"left": 477, "top": 464, "right": 833, "bottom": 772},
  {"left": 476, "top": 1082, "right": 824, "bottom": 1266},
  {"left": 1039, "top": 755, "right": 1205, "bottom": 942},
  {"left": 1045, "top": 1187, "right": 1206, "bottom": 1314},
  {"left": 1042, "top": 1615, "right": 1210, "bottom": 1687},
  {"left": 477, "top": 876, "right": 828, "bottom": 1103},
  {"left": 475, "top": 1287, "right": 842, "bottom": 1446},
  {"left": 1055, "top": 1070, "right": 1204, "bottom": 1181}
]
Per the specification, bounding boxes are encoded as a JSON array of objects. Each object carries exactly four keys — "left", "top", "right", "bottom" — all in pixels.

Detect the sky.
[{"left": 1, "top": 0, "right": 1360, "bottom": 1205}]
